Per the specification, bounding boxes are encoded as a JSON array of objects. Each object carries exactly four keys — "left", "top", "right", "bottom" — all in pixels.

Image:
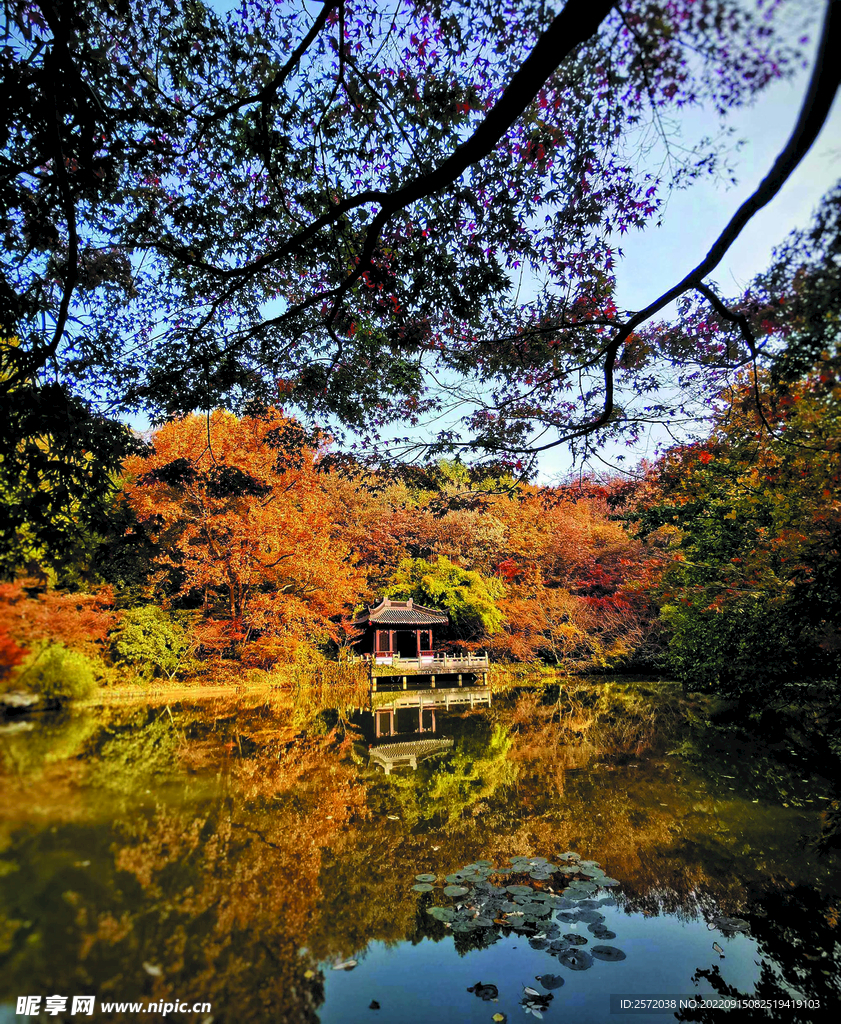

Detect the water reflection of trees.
[
  {"left": 1, "top": 694, "right": 839, "bottom": 1022},
  {"left": 677, "top": 885, "right": 841, "bottom": 1023}
]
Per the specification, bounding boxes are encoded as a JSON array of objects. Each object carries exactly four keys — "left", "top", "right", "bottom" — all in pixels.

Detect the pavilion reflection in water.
[{"left": 359, "top": 683, "right": 491, "bottom": 775}]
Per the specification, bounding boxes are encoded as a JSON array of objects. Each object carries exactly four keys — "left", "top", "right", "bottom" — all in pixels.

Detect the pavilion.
[{"left": 352, "top": 597, "right": 448, "bottom": 664}]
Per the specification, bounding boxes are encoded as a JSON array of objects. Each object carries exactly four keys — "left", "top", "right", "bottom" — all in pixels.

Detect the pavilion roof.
[{"left": 353, "top": 597, "right": 448, "bottom": 627}]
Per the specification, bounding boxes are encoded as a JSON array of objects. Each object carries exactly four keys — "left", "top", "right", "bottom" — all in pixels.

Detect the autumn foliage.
[{"left": 123, "top": 410, "right": 362, "bottom": 666}]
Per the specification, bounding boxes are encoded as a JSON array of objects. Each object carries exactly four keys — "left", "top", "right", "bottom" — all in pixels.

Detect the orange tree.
[{"left": 123, "top": 410, "right": 362, "bottom": 662}]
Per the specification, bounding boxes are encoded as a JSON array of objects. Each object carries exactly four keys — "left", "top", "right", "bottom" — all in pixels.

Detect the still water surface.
[{"left": 0, "top": 684, "right": 838, "bottom": 1023}]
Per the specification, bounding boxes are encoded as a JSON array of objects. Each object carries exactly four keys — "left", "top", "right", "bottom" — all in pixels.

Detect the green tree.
[
  {"left": 111, "top": 606, "right": 188, "bottom": 680},
  {"left": 387, "top": 555, "right": 504, "bottom": 640}
]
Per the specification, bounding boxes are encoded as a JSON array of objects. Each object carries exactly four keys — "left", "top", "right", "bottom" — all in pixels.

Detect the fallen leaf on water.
[
  {"left": 142, "top": 963, "right": 162, "bottom": 977},
  {"left": 303, "top": 970, "right": 315, "bottom": 980},
  {"left": 387, "top": 815, "right": 399, "bottom": 820},
  {"left": 492, "top": 1015, "right": 507, "bottom": 1023},
  {"left": 332, "top": 959, "right": 358, "bottom": 971},
  {"left": 713, "top": 942, "right": 724, "bottom": 958},
  {"left": 523, "top": 987, "right": 541, "bottom": 997}
]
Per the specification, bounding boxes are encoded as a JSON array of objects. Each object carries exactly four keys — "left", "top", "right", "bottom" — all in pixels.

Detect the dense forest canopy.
[{"left": 2, "top": 2, "right": 838, "bottom": 461}]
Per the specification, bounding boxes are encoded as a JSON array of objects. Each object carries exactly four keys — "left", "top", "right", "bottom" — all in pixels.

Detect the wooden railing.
[{"left": 359, "top": 652, "right": 490, "bottom": 670}]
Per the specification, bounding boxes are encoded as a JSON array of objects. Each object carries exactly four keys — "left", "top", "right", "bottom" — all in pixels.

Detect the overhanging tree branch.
[{"left": 524, "top": 0, "right": 841, "bottom": 453}]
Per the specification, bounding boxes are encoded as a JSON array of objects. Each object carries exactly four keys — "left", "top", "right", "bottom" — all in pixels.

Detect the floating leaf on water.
[
  {"left": 579, "top": 860, "right": 601, "bottom": 869},
  {"left": 506, "top": 884, "right": 533, "bottom": 896},
  {"left": 536, "top": 974, "right": 564, "bottom": 991},
  {"left": 598, "top": 877, "right": 620, "bottom": 887},
  {"left": 576, "top": 910, "right": 605, "bottom": 924},
  {"left": 530, "top": 871, "right": 552, "bottom": 881},
  {"left": 444, "top": 885, "right": 470, "bottom": 897},
  {"left": 303, "top": 970, "right": 315, "bottom": 980},
  {"left": 427, "top": 906, "right": 455, "bottom": 922},
  {"left": 467, "top": 982, "right": 499, "bottom": 1001},
  {"left": 529, "top": 938, "right": 549, "bottom": 950},
  {"left": 332, "top": 959, "right": 358, "bottom": 971},
  {"left": 558, "top": 852, "right": 580, "bottom": 862},
  {"left": 591, "top": 945, "right": 626, "bottom": 962},
  {"left": 563, "top": 933, "right": 588, "bottom": 946},
  {"left": 528, "top": 857, "right": 548, "bottom": 866},
  {"left": 142, "top": 963, "right": 162, "bottom": 977},
  {"left": 590, "top": 927, "right": 617, "bottom": 940},
  {"left": 415, "top": 873, "right": 437, "bottom": 882},
  {"left": 445, "top": 873, "right": 467, "bottom": 884},
  {"left": 473, "top": 916, "right": 496, "bottom": 928},
  {"left": 556, "top": 911, "right": 579, "bottom": 923},
  {"left": 412, "top": 883, "right": 434, "bottom": 892},
  {"left": 712, "top": 916, "right": 750, "bottom": 934},
  {"left": 386, "top": 815, "right": 399, "bottom": 820},
  {"left": 492, "top": 1015, "right": 507, "bottom": 1023},
  {"left": 597, "top": 897, "right": 617, "bottom": 908},
  {"left": 523, "top": 987, "right": 541, "bottom": 997},
  {"left": 474, "top": 859, "right": 495, "bottom": 867},
  {"left": 556, "top": 948, "right": 594, "bottom": 971}
]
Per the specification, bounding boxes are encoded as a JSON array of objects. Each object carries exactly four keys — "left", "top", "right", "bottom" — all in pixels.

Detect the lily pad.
[
  {"left": 450, "top": 921, "right": 475, "bottom": 933},
  {"left": 444, "top": 885, "right": 470, "bottom": 897},
  {"left": 598, "top": 877, "right": 620, "bottom": 887},
  {"left": 529, "top": 937, "right": 550, "bottom": 950},
  {"left": 529, "top": 871, "right": 553, "bottom": 881},
  {"left": 415, "top": 873, "right": 437, "bottom": 882},
  {"left": 556, "top": 910, "right": 580, "bottom": 923},
  {"left": 590, "top": 927, "right": 617, "bottom": 940},
  {"left": 562, "top": 933, "right": 589, "bottom": 946},
  {"left": 591, "top": 945, "right": 626, "bottom": 961},
  {"left": 522, "top": 904, "right": 553, "bottom": 919},
  {"left": 536, "top": 974, "right": 565, "bottom": 991},
  {"left": 579, "top": 860, "right": 601, "bottom": 869},
  {"left": 427, "top": 906, "right": 455, "bottom": 922},
  {"left": 556, "top": 948, "right": 594, "bottom": 971},
  {"left": 445, "top": 873, "right": 467, "bottom": 884},
  {"left": 412, "top": 883, "right": 435, "bottom": 892},
  {"left": 576, "top": 910, "right": 605, "bottom": 924},
  {"left": 506, "top": 884, "right": 533, "bottom": 896},
  {"left": 558, "top": 852, "right": 581, "bottom": 862}
]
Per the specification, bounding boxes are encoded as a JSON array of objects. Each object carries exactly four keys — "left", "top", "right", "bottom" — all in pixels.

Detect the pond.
[{"left": 0, "top": 682, "right": 838, "bottom": 1023}]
